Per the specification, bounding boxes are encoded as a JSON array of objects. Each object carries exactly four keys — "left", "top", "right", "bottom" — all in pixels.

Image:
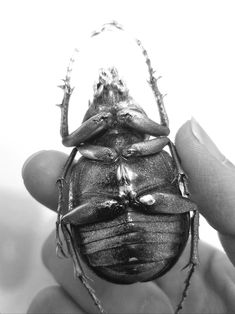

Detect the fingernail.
[{"left": 190, "top": 118, "right": 234, "bottom": 167}]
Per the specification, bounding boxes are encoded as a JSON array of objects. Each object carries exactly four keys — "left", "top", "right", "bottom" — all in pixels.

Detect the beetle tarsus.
[
  {"left": 175, "top": 263, "right": 196, "bottom": 314},
  {"left": 80, "top": 276, "right": 107, "bottom": 314},
  {"left": 176, "top": 210, "right": 199, "bottom": 313}
]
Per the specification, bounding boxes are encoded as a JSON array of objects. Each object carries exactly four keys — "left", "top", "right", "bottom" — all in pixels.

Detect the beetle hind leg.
[
  {"left": 56, "top": 178, "right": 70, "bottom": 258},
  {"left": 60, "top": 223, "right": 106, "bottom": 314},
  {"left": 56, "top": 147, "right": 78, "bottom": 258},
  {"left": 175, "top": 210, "right": 199, "bottom": 314}
]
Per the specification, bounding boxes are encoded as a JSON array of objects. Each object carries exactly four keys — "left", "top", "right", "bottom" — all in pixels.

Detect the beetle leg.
[
  {"left": 117, "top": 108, "right": 170, "bottom": 136},
  {"left": 78, "top": 144, "right": 118, "bottom": 161},
  {"left": 122, "top": 136, "right": 169, "bottom": 158},
  {"left": 168, "top": 141, "right": 190, "bottom": 198},
  {"left": 176, "top": 210, "right": 200, "bottom": 314},
  {"left": 62, "top": 198, "right": 120, "bottom": 225},
  {"left": 138, "top": 191, "right": 198, "bottom": 214},
  {"left": 56, "top": 147, "right": 78, "bottom": 258},
  {"left": 58, "top": 66, "right": 74, "bottom": 138},
  {"left": 60, "top": 223, "right": 106, "bottom": 314},
  {"left": 62, "top": 112, "right": 113, "bottom": 147},
  {"left": 135, "top": 38, "right": 169, "bottom": 127}
]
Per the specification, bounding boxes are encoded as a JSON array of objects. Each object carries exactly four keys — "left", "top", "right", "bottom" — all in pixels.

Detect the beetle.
[{"left": 56, "top": 22, "right": 199, "bottom": 314}]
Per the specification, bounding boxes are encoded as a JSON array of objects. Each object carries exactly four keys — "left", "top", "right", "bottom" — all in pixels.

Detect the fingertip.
[
  {"left": 175, "top": 119, "right": 235, "bottom": 235},
  {"left": 22, "top": 150, "right": 68, "bottom": 211},
  {"left": 27, "top": 285, "right": 84, "bottom": 314}
]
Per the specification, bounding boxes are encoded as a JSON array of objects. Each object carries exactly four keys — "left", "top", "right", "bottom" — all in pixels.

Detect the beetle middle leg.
[
  {"left": 168, "top": 141, "right": 190, "bottom": 198},
  {"left": 78, "top": 143, "right": 118, "bottom": 162},
  {"left": 122, "top": 136, "right": 169, "bottom": 157},
  {"left": 58, "top": 67, "right": 113, "bottom": 148}
]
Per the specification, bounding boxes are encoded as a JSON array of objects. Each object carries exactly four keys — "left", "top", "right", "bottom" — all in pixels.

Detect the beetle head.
[{"left": 92, "top": 67, "right": 129, "bottom": 105}]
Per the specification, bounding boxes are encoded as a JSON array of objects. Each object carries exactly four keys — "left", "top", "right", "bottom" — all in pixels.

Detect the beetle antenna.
[
  {"left": 91, "top": 20, "right": 124, "bottom": 37},
  {"left": 90, "top": 22, "right": 169, "bottom": 127}
]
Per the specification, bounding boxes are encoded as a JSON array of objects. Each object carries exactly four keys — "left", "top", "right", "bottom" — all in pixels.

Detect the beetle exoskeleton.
[
  {"left": 56, "top": 22, "right": 199, "bottom": 314},
  {"left": 70, "top": 151, "right": 191, "bottom": 284}
]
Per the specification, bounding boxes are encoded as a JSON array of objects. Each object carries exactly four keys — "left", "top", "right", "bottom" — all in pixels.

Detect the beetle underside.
[{"left": 55, "top": 22, "right": 200, "bottom": 314}]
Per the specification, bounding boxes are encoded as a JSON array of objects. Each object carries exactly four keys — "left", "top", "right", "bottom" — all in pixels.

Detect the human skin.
[{"left": 22, "top": 119, "right": 235, "bottom": 313}]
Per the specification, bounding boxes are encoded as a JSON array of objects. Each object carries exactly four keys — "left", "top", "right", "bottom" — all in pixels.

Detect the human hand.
[{"left": 22, "top": 119, "right": 235, "bottom": 313}]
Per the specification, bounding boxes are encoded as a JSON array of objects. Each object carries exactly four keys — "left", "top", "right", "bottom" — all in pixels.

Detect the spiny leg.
[
  {"left": 135, "top": 38, "right": 169, "bottom": 127},
  {"left": 60, "top": 223, "right": 106, "bottom": 314},
  {"left": 168, "top": 141, "right": 189, "bottom": 198},
  {"left": 62, "top": 111, "right": 113, "bottom": 147},
  {"left": 175, "top": 210, "right": 199, "bottom": 314},
  {"left": 56, "top": 147, "right": 78, "bottom": 258},
  {"left": 57, "top": 49, "right": 112, "bottom": 148},
  {"left": 57, "top": 51, "right": 77, "bottom": 138}
]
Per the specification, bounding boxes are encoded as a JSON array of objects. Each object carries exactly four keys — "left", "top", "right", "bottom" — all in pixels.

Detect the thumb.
[{"left": 175, "top": 119, "right": 235, "bottom": 263}]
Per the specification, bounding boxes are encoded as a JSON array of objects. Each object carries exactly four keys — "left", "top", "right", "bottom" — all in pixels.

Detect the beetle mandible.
[{"left": 56, "top": 22, "right": 199, "bottom": 314}]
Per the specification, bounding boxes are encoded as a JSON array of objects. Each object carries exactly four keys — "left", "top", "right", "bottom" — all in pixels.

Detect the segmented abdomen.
[{"left": 72, "top": 209, "right": 189, "bottom": 284}]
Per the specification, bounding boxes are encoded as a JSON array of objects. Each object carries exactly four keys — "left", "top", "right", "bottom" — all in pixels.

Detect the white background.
[{"left": 1, "top": 1, "right": 235, "bottom": 312}]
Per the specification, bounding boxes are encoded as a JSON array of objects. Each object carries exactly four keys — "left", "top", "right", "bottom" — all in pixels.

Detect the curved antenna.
[
  {"left": 91, "top": 20, "right": 124, "bottom": 37},
  {"left": 90, "top": 21, "right": 169, "bottom": 127}
]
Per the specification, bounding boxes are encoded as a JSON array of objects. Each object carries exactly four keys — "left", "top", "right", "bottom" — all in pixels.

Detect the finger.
[
  {"left": 27, "top": 285, "right": 85, "bottom": 314},
  {"left": 175, "top": 119, "right": 235, "bottom": 263},
  {"left": 22, "top": 150, "right": 69, "bottom": 211},
  {"left": 42, "top": 230, "right": 174, "bottom": 314},
  {"left": 156, "top": 240, "right": 225, "bottom": 312}
]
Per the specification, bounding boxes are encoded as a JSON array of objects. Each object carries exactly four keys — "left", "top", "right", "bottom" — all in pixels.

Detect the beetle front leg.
[
  {"left": 62, "top": 112, "right": 113, "bottom": 147},
  {"left": 135, "top": 38, "right": 169, "bottom": 127},
  {"left": 117, "top": 108, "right": 170, "bottom": 136},
  {"left": 58, "top": 75, "right": 74, "bottom": 138}
]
